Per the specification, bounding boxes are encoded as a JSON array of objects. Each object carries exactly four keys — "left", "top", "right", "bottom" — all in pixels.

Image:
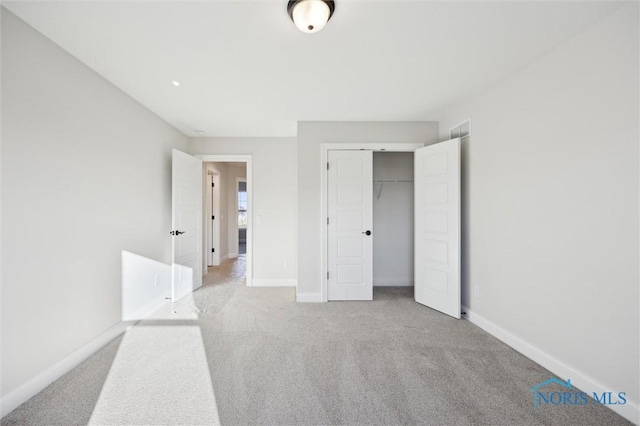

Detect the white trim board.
[
  {"left": 296, "top": 292, "right": 322, "bottom": 303},
  {"left": 195, "top": 154, "right": 253, "bottom": 286},
  {"left": 0, "top": 321, "right": 132, "bottom": 418},
  {"left": 123, "top": 297, "right": 167, "bottom": 322},
  {"left": 462, "top": 306, "right": 639, "bottom": 425},
  {"left": 320, "top": 143, "right": 425, "bottom": 302},
  {"left": 252, "top": 279, "right": 296, "bottom": 287}
]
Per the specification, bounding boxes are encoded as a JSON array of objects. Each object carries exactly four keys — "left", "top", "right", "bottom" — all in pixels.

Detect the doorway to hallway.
[{"left": 198, "top": 154, "right": 253, "bottom": 286}]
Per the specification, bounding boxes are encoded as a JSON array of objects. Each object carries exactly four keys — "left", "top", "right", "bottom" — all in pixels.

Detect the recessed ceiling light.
[
  {"left": 171, "top": 80, "right": 180, "bottom": 87},
  {"left": 195, "top": 130, "right": 205, "bottom": 136}
]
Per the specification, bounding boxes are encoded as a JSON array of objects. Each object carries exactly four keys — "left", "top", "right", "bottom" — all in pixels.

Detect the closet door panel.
[
  {"left": 414, "top": 139, "right": 461, "bottom": 318},
  {"left": 327, "top": 150, "right": 373, "bottom": 301}
]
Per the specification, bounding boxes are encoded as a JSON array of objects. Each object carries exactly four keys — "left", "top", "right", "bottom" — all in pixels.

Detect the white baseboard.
[
  {"left": 296, "top": 292, "right": 322, "bottom": 303},
  {"left": 373, "top": 277, "right": 413, "bottom": 287},
  {"left": 210, "top": 254, "right": 229, "bottom": 266},
  {"left": 0, "top": 321, "right": 133, "bottom": 418},
  {"left": 123, "top": 297, "right": 167, "bottom": 322},
  {"left": 251, "top": 279, "right": 296, "bottom": 287},
  {"left": 228, "top": 252, "right": 238, "bottom": 259},
  {"left": 462, "top": 305, "right": 639, "bottom": 425}
]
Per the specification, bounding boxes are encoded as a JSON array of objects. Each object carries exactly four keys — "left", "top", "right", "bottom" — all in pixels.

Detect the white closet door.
[
  {"left": 414, "top": 139, "right": 461, "bottom": 318},
  {"left": 171, "top": 149, "right": 203, "bottom": 302},
  {"left": 327, "top": 150, "right": 373, "bottom": 301}
]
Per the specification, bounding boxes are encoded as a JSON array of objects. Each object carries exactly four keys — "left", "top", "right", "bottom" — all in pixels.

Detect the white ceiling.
[{"left": 4, "top": 1, "right": 622, "bottom": 137}]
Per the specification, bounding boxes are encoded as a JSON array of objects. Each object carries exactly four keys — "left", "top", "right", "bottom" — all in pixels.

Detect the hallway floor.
[{"left": 205, "top": 254, "right": 246, "bottom": 287}]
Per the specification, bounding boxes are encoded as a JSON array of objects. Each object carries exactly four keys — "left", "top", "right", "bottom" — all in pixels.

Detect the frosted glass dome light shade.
[{"left": 288, "top": 0, "right": 335, "bottom": 34}]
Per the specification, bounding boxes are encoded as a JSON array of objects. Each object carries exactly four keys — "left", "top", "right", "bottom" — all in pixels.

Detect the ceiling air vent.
[{"left": 450, "top": 119, "right": 471, "bottom": 140}]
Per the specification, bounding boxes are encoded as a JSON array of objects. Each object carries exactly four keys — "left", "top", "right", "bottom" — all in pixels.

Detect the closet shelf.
[{"left": 374, "top": 179, "right": 413, "bottom": 199}]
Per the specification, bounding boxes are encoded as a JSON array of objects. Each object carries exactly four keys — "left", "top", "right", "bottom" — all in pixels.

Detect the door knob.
[{"left": 362, "top": 230, "right": 372, "bottom": 236}]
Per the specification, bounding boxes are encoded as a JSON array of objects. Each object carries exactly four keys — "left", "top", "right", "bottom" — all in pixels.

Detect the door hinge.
[
  {"left": 212, "top": 215, "right": 215, "bottom": 220},
  {"left": 327, "top": 217, "right": 329, "bottom": 225},
  {"left": 212, "top": 182, "right": 215, "bottom": 187},
  {"left": 327, "top": 271, "right": 329, "bottom": 280},
  {"left": 212, "top": 248, "right": 215, "bottom": 253},
  {"left": 327, "top": 162, "right": 329, "bottom": 170}
]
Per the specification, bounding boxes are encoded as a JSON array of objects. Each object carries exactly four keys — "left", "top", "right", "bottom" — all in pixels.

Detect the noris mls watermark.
[{"left": 531, "top": 378, "right": 627, "bottom": 408}]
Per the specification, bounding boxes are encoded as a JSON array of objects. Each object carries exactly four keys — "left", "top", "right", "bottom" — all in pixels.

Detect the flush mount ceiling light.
[{"left": 287, "top": 0, "right": 335, "bottom": 34}]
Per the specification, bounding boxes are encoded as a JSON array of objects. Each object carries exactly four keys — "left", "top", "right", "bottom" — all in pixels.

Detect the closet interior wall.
[{"left": 372, "top": 152, "right": 414, "bottom": 287}]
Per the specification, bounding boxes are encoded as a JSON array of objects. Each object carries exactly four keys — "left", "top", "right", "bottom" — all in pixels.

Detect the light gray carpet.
[{"left": 2, "top": 259, "right": 632, "bottom": 425}]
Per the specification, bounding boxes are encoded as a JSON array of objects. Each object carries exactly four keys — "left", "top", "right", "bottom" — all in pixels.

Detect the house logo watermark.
[{"left": 531, "top": 378, "right": 627, "bottom": 407}]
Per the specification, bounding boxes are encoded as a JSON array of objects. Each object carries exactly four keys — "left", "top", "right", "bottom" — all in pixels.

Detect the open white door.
[
  {"left": 414, "top": 139, "right": 461, "bottom": 318},
  {"left": 327, "top": 150, "right": 373, "bottom": 301},
  {"left": 171, "top": 149, "right": 203, "bottom": 302}
]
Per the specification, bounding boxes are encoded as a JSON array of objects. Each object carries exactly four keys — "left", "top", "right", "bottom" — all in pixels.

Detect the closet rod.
[{"left": 372, "top": 179, "right": 414, "bottom": 183}]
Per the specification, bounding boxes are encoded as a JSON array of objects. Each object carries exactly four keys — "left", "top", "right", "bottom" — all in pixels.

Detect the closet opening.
[
  {"left": 372, "top": 152, "right": 414, "bottom": 294},
  {"left": 321, "top": 142, "right": 423, "bottom": 302}
]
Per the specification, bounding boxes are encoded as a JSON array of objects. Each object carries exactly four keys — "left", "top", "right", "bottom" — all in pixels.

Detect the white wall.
[
  {"left": 296, "top": 122, "right": 438, "bottom": 300},
  {"left": 1, "top": 9, "right": 187, "bottom": 412},
  {"left": 372, "top": 152, "right": 414, "bottom": 286},
  {"left": 437, "top": 4, "right": 639, "bottom": 421},
  {"left": 189, "top": 138, "right": 297, "bottom": 286}
]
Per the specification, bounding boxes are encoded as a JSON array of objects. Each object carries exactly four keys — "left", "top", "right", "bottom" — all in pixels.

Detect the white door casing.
[
  {"left": 206, "top": 171, "right": 220, "bottom": 267},
  {"left": 172, "top": 149, "right": 203, "bottom": 302},
  {"left": 211, "top": 173, "right": 220, "bottom": 266},
  {"left": 327, "top": 150, "right": 373, "bottom": 301},
  {"left": 206, "top": 173, "right": 213, "bottom": 267},
  {"left": 414, "top": 139, "right": 461, "bottom": 318}
]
